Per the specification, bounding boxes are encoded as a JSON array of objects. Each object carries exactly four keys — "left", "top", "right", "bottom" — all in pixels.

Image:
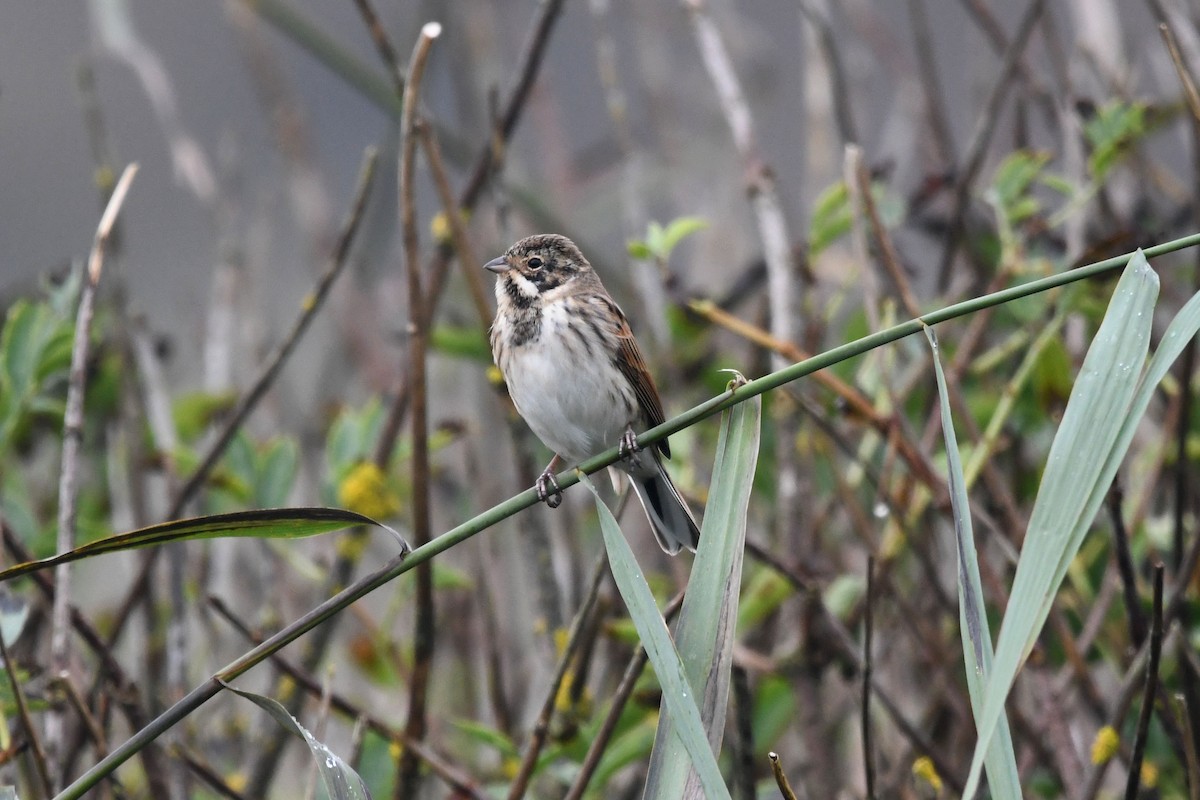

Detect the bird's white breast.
[{"left": 501, "top": 299, "right": 635, "bottom": 464}]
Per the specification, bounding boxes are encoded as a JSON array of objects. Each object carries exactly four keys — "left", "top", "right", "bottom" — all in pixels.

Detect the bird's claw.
[
  {"left": 618, "top": 426, "right": 641, "bottom": 461},
  {"left": 536, "top": 470, "right": 563, "bottom": 508}
]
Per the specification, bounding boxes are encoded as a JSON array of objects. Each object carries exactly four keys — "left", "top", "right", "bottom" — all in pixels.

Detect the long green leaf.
[
  {"left": 581, "top": 474, "right": 732, "bottom": 800},
  {"left": 0, "top": 508, "right": 404, "bottom": 582},
  {"left": 964, "top": 251, "right": 1159, "bottom": 796},
  {"left": 224, "top": 683, "right": 372, "bottom": 800},
  {"left": 926, "top": 327, "right": 1020, "bottom": 799},
  {"left": 645, "top": 394, "right": 761, "bottom": 798}
]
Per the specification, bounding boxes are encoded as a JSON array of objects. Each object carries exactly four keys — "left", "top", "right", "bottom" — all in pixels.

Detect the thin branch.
[
  {"left": 349, "top": 0, "right": 405, "bottom": 93},
  {"left": 416, "top": 120, "right": 492, "bottom": 327},
  {"left": 937, "top": 0, "right": 1046, "bottom": 286},
  {"left": 104, "top": 147, "right": 378, "bottom": 658},
  {"left": 862, "top": 556, "right": 876, "bottom": 800},
  {"left": 1, "top": 522, "right": 169, "bottom": 797},
  {"left": 1173, "top": 694, "right": 1200, "bottom": 800},
  {"left": 1160, "top": 21, "right": 1200, "bottom": 124},
  {"left": 48, "top": 162, "right": 138, "bottom": 790},
  {"left": 1108, "top": 481, "right": 1148, "bottom": 646},
  {"left": 850, "top": 145, "right": 921, "bottom": 318},
  {"left": 906, "top": 0, "right": 956, "bottom": 166},
  {"left": 1125, "top": 564, "right": 1165, "bottom": 800},
  {"left": 0, "top": 626, "right": 51, "bottom": 796},
  {"left": 562, "top": 591, "right": 685, "bottom": 800},
  {"left": 207, "top": 596, "right": 487, "bottom": 800},
  {"left": 768, "top": 752, "right": 800, "bottom": 800},
  {"left": 395, "top": 22, "right": 441, "bottom": 800},
  {"left": 178, "top": 749, "right": 251, "bottom": 800},
  {"left": 506, "top": 557, "right": 607, "bottom": 800},
  {"left": 729, "top": 665, "right": 756, "bottom": 800}
]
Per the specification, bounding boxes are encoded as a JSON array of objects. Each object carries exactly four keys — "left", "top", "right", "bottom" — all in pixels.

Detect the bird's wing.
[{"left": 609, "top": 303, "right": 671, "bottom": 459}]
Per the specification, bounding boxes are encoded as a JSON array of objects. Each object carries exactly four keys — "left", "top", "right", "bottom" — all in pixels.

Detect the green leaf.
[
  {"left": 0, "top": 593, "right": 28, "bottom": 649},
  {"left": 590, "top": 712, "right": 660, "bottom": 789},
  {"left": 808, "top": 181, "right": 852, "bottom": 258},
  {"left": 627, "top": 240, "right": 654, "bottom": 260},
  {"left": 257, "top": 437, "right": 299, "bottom": 508},
  {"left": 1085, "top": 101, "right": 1145, "bottom": 180},
  {"left": 926, "top": 326, "right": 1020, "bottom": 799},
  {"left": 172, "top": 391, "right": 238, "bottom": 443},
  {"left": 581, "top": 474, "right": 732, "bottom": 800},
  {"left": 451, "top": 719, "right": 519, "bottom": 758},
  {"left": 989, "top": 150, "right": 1051, "bottom": 224},
  {"left": 660, "top": 217, "right": 708, "bottom": 256},
  {"left": 429, "top": 325, "right": 491, "bottom": 361},
  {"left": 644, "top": 393, "right": 761, "bottom": 797},
  {"left": 1, "top": 301, "right": 48, "bottom": 402},
  {"left": 0, "top": 508, "right": 404, "bottom": 582},
  {"left": 735, "top": 569, "right": 790, "bottom": 632},
  {"left": 962, "top": 250, "right": 1160, "bottom": 796},
  {"left": 224, "top": 683, "right": 372, "bottom": 800}
]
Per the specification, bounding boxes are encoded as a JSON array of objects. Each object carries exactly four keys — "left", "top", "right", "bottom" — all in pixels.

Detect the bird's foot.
[
  {"left": 536, "top": 469, "right": 563, "bottom": 508},
  {"left": 618, "top": 425, "right": 641, "bottom": 462}
]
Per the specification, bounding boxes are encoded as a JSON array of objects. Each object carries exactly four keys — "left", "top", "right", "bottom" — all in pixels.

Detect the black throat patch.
[{"left": 503, "top": 278, "right": 542, "bottom": 347}]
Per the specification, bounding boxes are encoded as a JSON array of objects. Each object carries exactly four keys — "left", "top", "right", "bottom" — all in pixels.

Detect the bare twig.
[
  {"left": 0, "top": 625, "right": 51, "bottom": 796},
  {"left": 730, "top": 664, "right": 756, "bottom": 800},
  {"left": 1160, "top": 21, "right": 1200, "bottom": 124},
  {"left": 178, "top": 748, "right": 251, "bottom": 800},
  {"left": 105, "top": 147, "right": 378, "bottom": 662},
  {"left": 797, "top": 0, "right": 858, "bottom": 146},
  {"left": 862, "top": 556, "right": 876, "bottom": 800},
  {"left": 416, "top": 120, "right": 492, "bottom": 327},
  {"left": 850, "top": 145, "right": 921, "bottom": 318},
  {"left": 768, "top": 752, "right": 800, "bottom": 800},
  {"left": 56, "top": 677, "right": 108, "bottom": 758},
  {"left": 1, "top": 522, "right": 169, "bottom": 797},
  {"left": 1173, "top": 694, "right": 1200, "bottom": 800},
  {"left": 507, "top": 557, "right": 607, "bottom": 800},
  {"left": 207, "top": 596, "right": 487, "bottom": 800},
  {"left": 1125, "top": 564, "right": 1165, "bottom": 800},
  {"left": 394, "top": 23, "right": 441, "bottom": 800},
  {"left": 349, "top": 0, "right": 404, "bottom": 92},
  {"left": 906, "top": 0, "right": 956, "bottom": 166},
  {"left": 1108, "top": 481, "right": 1148, "bottom": 646},
  {"left": 562, "top": 591, "right": 686, "bottom": 800},
  {"left": 937, "top": 0, "right": 1046, "bottom": 286},
  {"left": 47, "top": 162, "right": 138, "bottom": 790}
]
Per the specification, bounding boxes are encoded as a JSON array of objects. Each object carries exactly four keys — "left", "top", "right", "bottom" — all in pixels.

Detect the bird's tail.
[{"left": 630, "top": 461, "right": 701, "bottom": 555}]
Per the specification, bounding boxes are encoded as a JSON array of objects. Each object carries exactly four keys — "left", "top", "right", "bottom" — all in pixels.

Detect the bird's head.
[{"left": 483, "top": 234, "right": 592, "bottom": 299}]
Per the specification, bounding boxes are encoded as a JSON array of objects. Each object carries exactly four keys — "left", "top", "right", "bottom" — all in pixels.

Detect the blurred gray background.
[{"left": 3, "top": 0, "right": 1169, "bottom": 394}]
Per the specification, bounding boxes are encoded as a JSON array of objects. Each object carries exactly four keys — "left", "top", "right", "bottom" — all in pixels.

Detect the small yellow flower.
[
  {"left": 430, "top": 212, "right": 452, "bottom": 245},
  {"left": 226, "top": 772, "right": 247, "bottom": 793},
  {"left": 1141, "top": 761, "right": 1158, "bottom": 788},
  {"left": 430, "top": 209, "right": 471, "bottom": 244},
  {"left": 553, "top": 627, "right": 569, "bottom": 656},
  {"left": 1091, "top": 725, "right": 1120, "bottom": 765},
  {"left": 388, "top": 739, "right": 403, "bottom": 760},
  {"left": 555, "top": 670, "right": 576, "bottom": 712},
  {"left": 487, "top": 365, "right": 506, "bottom": 387},
  {"left": 912, "top": 756, "right": 942, "bottom": 795},
  {"left": 338, "top": 462, "right": 401, "bottom": 520}
]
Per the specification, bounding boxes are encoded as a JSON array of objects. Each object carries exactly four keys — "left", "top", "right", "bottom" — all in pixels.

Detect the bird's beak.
[{"left": 483, "top": 256, "right": 510, "bottom": 274}]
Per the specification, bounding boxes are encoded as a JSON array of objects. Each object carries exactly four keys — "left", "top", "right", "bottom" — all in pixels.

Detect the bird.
[{"left": 484, "top": 234, "right": 701, "bottom": 554}]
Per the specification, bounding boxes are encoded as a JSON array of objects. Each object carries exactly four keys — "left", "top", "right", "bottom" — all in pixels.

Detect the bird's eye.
[{"left": 527, "top": 257, "right": 543, "bottom": 270}]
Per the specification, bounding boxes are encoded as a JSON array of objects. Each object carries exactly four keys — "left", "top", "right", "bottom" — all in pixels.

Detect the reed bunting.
[{"left": 485, "top": 234, "right": 701, "bottom": 554}]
